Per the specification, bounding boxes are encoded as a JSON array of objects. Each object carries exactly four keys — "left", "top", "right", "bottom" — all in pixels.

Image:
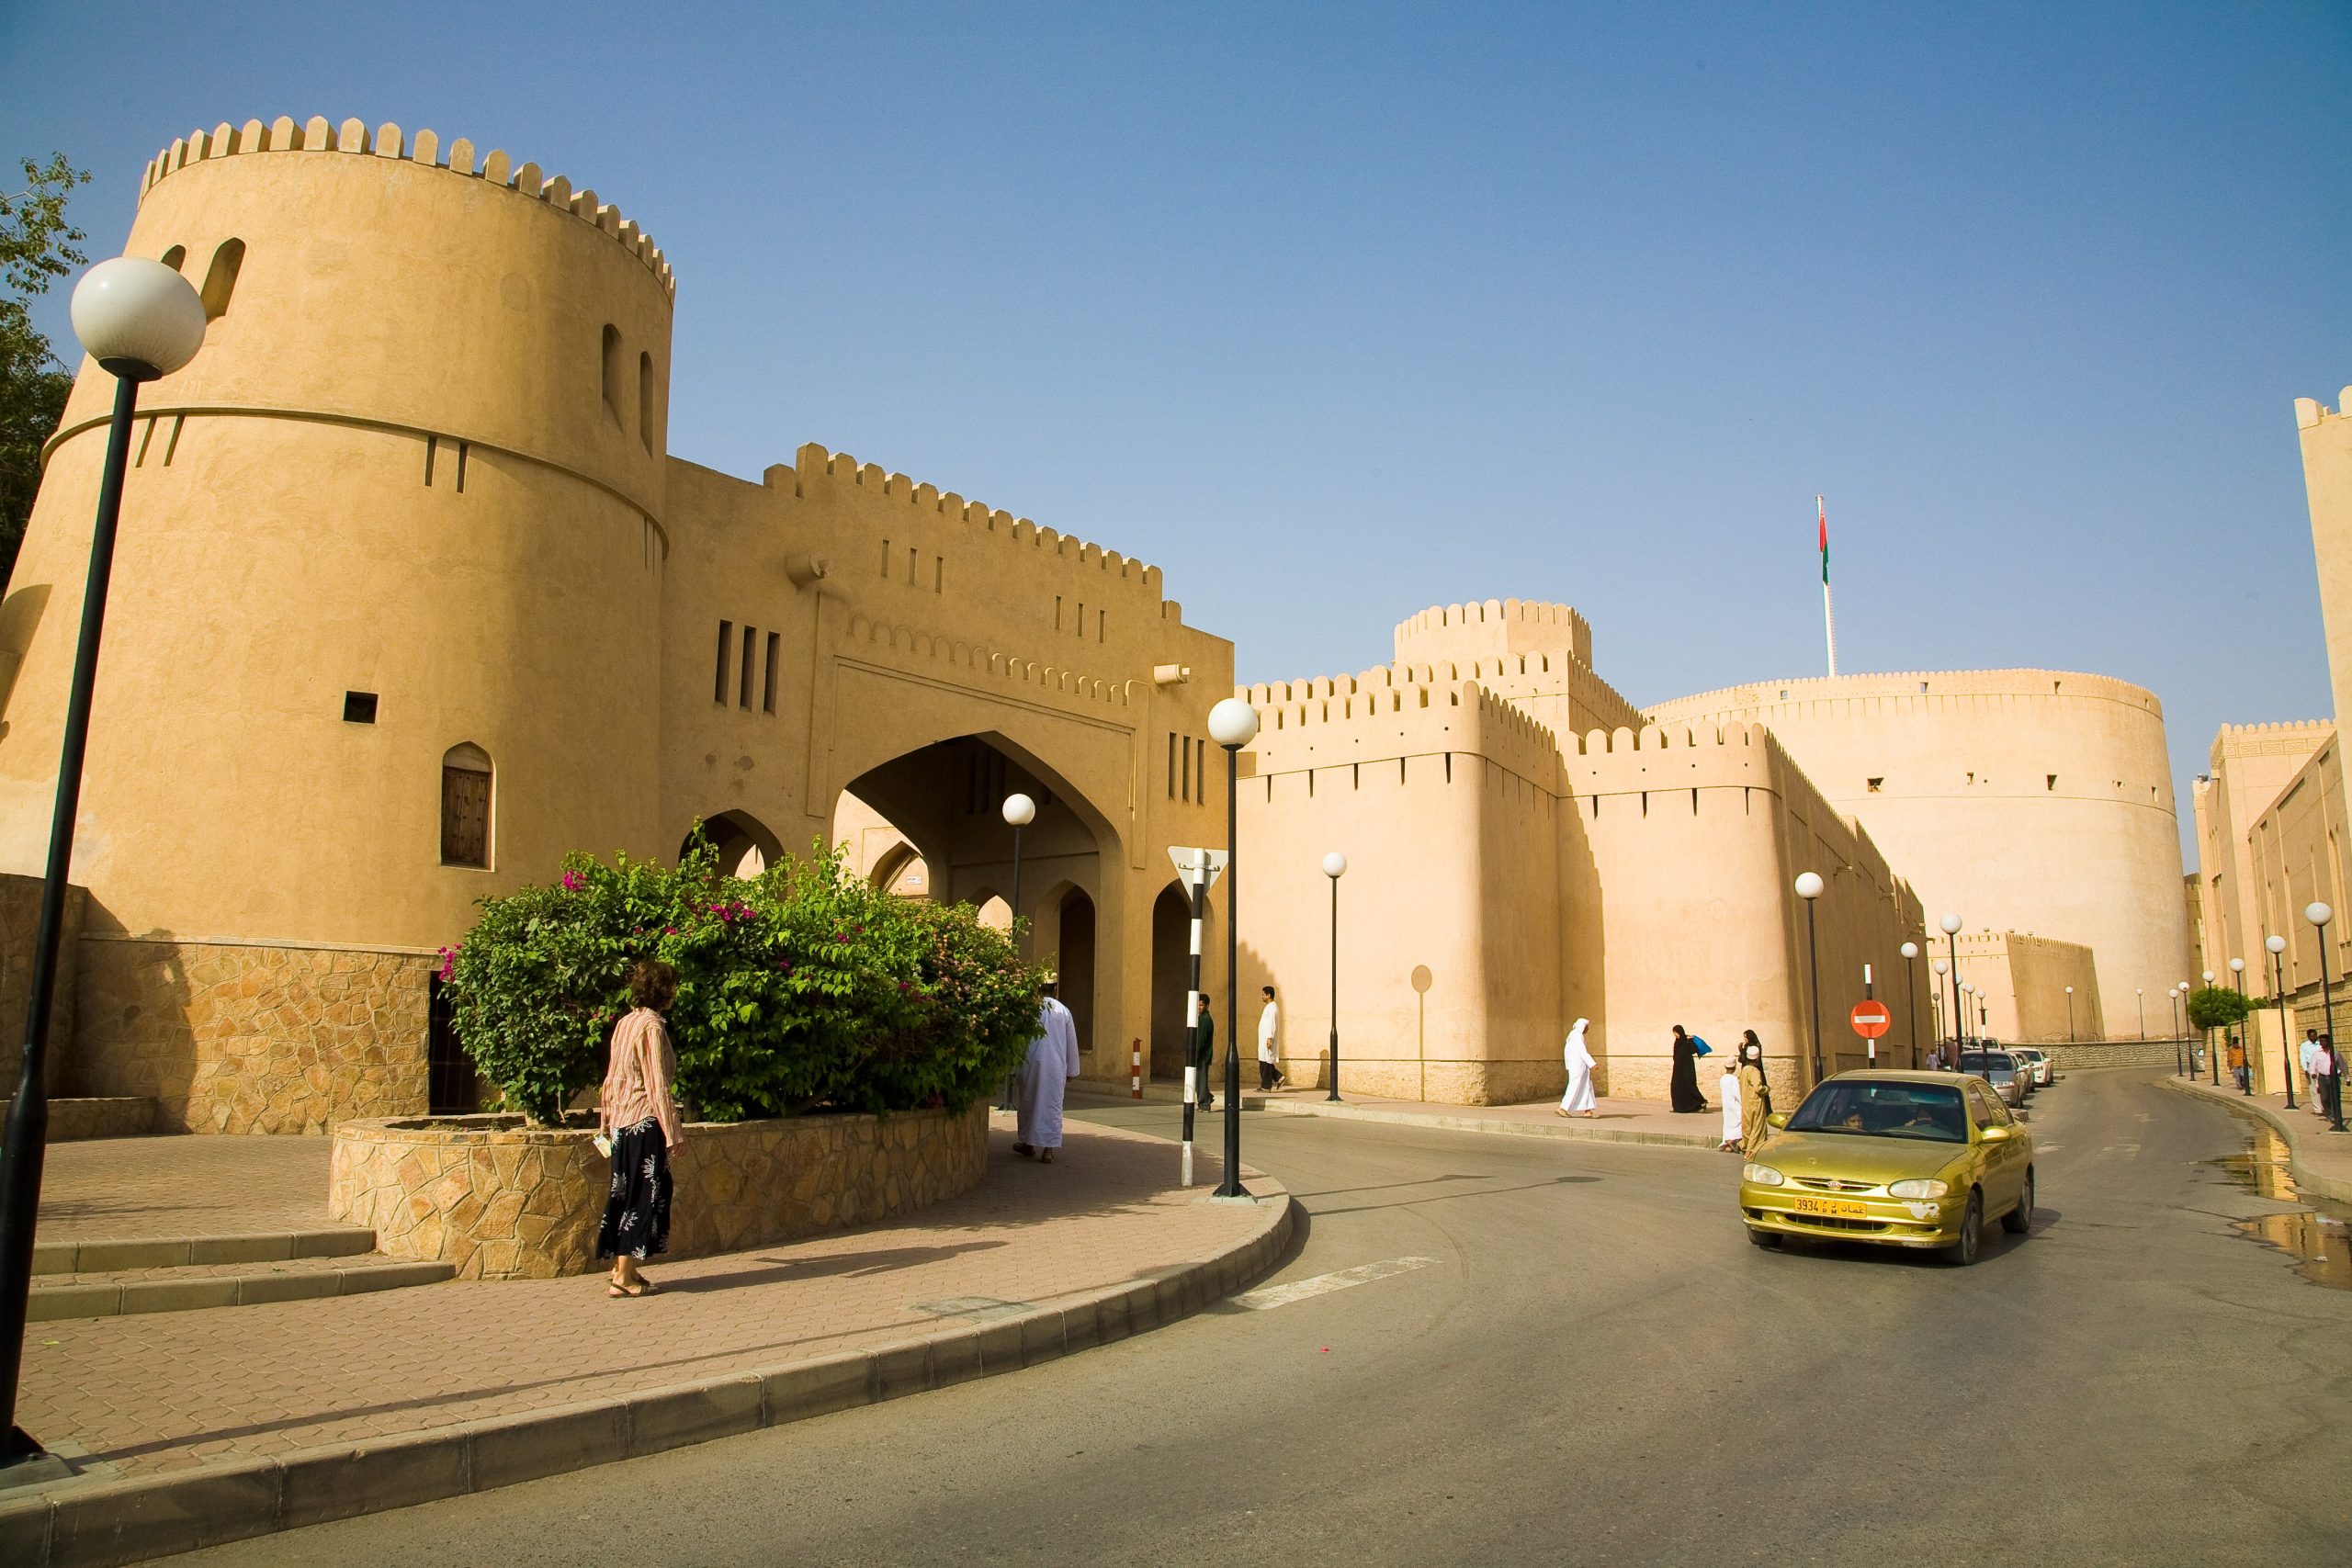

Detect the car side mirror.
[
  {"left": 1767, "top": 1111, "right": 1791, "bottom": 1129},
  {"left": 1980, "top": 1125, "right": 2012, "bottom": 1143}
]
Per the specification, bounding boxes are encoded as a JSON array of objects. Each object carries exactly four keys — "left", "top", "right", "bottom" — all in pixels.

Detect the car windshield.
[
  {"left": 1786, "top": 1081, "right": 1968, "bottom": 1144},
  {"left": 1961, "top": 1054, "right": 2013, "bottom": 1079}
]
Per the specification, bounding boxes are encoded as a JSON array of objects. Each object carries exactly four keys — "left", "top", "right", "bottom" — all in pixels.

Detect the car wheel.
[
  {"left": 2002, "top": 1169, "right": 2034, "bottom": 1235},
  {"left": 1747, "top": 1226, "right": 1783, "bottom": 1250},
  {"left": 1942, "top": 1192, "right": 1983, "bottom": 1267}
]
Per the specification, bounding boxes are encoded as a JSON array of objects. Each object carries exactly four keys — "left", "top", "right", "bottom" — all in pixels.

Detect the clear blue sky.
[{"left": 6, "top": 2, "right": 2347, "bottom": 864}]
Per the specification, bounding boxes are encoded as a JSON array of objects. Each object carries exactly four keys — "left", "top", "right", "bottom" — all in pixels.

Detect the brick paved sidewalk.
[
  {"left": 16, "top": 1115, "right": 1272, "bottom": 1487},
  {"left": 40, "top": 1134, "right": 334, "bottom": 1241}
]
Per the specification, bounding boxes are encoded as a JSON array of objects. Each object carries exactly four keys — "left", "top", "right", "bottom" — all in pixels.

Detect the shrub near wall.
[{"left": 443, "top": 840, "right": 1044, "bottom": 1125}]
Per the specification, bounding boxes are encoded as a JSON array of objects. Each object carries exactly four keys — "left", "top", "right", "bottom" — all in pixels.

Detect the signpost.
[
  {"left": 1850, "top": 999, "right": 1892, "bottom": 1067},
  {"left": 1168, "top": 847, "right": 1227, "bottom": 1187}
]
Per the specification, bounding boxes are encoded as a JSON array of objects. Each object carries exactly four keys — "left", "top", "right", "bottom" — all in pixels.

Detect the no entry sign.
[{"left": 1849, "top": 1000, "right": 1893, "bottom": 1039}]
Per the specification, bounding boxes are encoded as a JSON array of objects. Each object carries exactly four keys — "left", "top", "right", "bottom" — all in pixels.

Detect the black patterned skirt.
[{"left": 596, "top": 1116, "right": 673, "bottom": 1260}]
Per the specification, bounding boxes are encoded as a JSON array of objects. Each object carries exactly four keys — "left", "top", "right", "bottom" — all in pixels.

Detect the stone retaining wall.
[
  {"left": 328, "top": 1101, "right": 990, "bottom": 1280},
  {"left": 72, "top": 937, "right": 430, "bottom": 1134},
  {"left": 2045, "top": 1040, "right": 2184, "bottom": 1070}
]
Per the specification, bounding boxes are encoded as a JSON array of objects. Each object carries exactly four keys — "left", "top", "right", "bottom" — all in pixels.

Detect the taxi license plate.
[{"left": 1792, "top": 1195, "right": 1870, "bottom": 1220}]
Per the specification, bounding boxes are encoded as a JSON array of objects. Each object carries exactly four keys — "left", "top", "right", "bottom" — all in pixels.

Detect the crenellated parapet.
[
  {"left": 140, "top": 118, "right": 673, "bottom": 296},
  {"left": 1646, "top": 668, "right": 2165, "bottom": 723},
  {"left": 2295, "top": 389, "right": 2352, "bottom": 428},
  {"left": 1241, "top": 678, "right": 1565, "bottom": 790},
  {"left": 780, "top": 443, "right": 1170, "bottom": 614},
  {"left": 1393, "top": 597, "right": 1592, "bottom": 667}
]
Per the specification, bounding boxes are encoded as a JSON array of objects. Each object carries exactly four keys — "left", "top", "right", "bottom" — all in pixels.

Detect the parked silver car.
[
  {"left": 2007, "top": 1046, "right": 2054, "bottom": 1087},
  {"left": 1960, "top": 1051, "right": 2030, "bottom": 1109}
]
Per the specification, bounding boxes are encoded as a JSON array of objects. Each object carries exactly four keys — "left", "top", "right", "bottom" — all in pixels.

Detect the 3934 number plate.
[{"left": 1791, "top": 1194, "right": 1870, "bottom": 1220}]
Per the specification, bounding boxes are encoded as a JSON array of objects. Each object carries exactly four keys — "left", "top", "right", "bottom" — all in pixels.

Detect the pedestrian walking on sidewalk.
[
  {"left": 1717, "top": 1056, "right": 1744, "bottom": 1152},
  {"left": 1191, "top": 991, "right": 1217, "bottom": 1113},
  {"left": 2227, "top": 1034, "right": 2248, "bottom": 1093},
  {"left": 1257, "top": 986, "right": 1285, "bottom": 1091},
  {"left": 1736, "top": 1032, "right": 1773, "bottom": 1156},
  {"left": 1012, "top": 982, "right": 1082, "bottom": 1164},
  {"left": 2315, "top": 1034, "right": 2342, "bottom": 1124},
  {"left": 2302, "top": 1030, "right": 2322, "bottom": 1111},
  {"left": 1557, "top": 1018, "right": 1598, "bottom": 1117},
  {"left": 598, "top": 960, "right": 684, "bottom": 1299},
  {"left": 1668, "top": 1025, "right": 1708, "bottom": 1113}
]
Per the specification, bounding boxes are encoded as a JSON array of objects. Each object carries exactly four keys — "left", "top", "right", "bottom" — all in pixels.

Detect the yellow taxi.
[{"left": 1737, "top": 1070, "right": 2033, "bottom": 1267}]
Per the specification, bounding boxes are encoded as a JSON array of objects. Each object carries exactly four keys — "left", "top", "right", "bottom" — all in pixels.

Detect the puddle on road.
[{"left": 2207, "top": 1123, "right": 2352, "bottom": 1291}]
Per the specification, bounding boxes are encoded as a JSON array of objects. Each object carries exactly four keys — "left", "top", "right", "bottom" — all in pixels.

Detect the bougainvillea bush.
[{"left": 443, "top": 837, "right": 1044, "bottom": 1126}]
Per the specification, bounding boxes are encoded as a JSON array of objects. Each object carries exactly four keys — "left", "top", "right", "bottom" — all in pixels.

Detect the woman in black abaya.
[{"left": 1668, "top": 1024, "right": 1709, "bottom": 1113}]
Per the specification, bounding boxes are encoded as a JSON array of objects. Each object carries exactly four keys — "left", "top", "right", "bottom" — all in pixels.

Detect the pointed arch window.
[
  {"left": 441, "top": 742, "right": 493, "bottom": 868},
  {"left": 601, "top": 325, "right": 625, "bottom": 428},
  {"left": 199, "top": 239, "right": 244, "bottom": 320},
  {"left": 638, "top": 351, "right": 655, "bottom": 453}
]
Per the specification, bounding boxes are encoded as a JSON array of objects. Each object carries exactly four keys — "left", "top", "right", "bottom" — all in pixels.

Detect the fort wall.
[
  {"left": 2194, "top": 721, "right": 2333, "bottom": 989},
  {"left": 1643, "top": 670, "right": 2187, "bottom": 1036},
  {"left": 2297, "top": 391, "right": 2352, "bottom": 829}
]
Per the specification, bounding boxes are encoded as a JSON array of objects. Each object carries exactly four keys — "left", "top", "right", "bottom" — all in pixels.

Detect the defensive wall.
[
  {"left": 0, "top": 117, "right": 1235, "bottom": 1131},
  {"left": 1565, "top": 722, "right": 1928, "bottom": 1104},
  {"left": 1393, "top": 598, "right": 1593, "bottom": 668},
  {"left": 1234, "top": 621, "right": 1928, "bottom": 1108},
  {"left": 2192, "top": 720, "right": 2334, "bottom": 996},
  {"left": 1942, "top": 930, "right": 2102, "bottom": 1045},
  {"left": 1642, "top": 669, "right": 2188, "bottom": 1037},
  {"left": 2297, "top": 390, "right": 2352, "bottom": 834}
]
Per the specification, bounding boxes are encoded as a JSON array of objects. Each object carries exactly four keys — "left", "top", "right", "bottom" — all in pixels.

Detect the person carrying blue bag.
[{"left": 1668, "top": 1025, "right": 1711, "bottom": 1113}]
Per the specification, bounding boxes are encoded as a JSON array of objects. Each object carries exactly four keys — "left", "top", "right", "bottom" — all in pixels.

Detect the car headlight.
[
  {"left": 1742, "top": 1163, "right": 1785, "bottom": 1186},
  {"left": 1887, "top": 1178, "right": 1951, "bottom": 1200}
]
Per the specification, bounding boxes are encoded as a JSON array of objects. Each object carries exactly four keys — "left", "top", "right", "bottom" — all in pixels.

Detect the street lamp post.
[
  {"left": 996, "top": 792, "right": 1036, "bottom": 1111},
  {"left": 2136, "top": 987, "right": 2145, "bottom": 1043},
  {"left": 1794, "top": 873, "right": 1826, "bottom": 1086},
  {"left": 1931, "top": 958, "right": 1949, "bottom": 1066},
  {"left": 1900, "top": 941, "right": 1920, "bottom": 1066},
  {"left": 2064, "top": 985, "right": 2075, "bottom": 1045},
  {"left": 1321, "top": 852, "right": 1346, "bottom": 1101},
  {"left": 2201, "top": 969, "right": 2219, "bottom": 1085},
  {"left": 1940, "top": 913, "right": 1964, "bottom": 1068},
  {"left": 1206, "top": 699, "right": 1260, "bottom": 1199},
  {"left": 2170, "top": 986, "right": 2186, "bottom": 1077},
  {"left": 2229, "top": 958, "right": 2248, "bottom": 1094},
  {"left": 2267, "top": 933, "right": 2296, "bottom": 1110},
  {"left": 2307, "top": 903, "right": 2341, "bottom": 1133},
  {"left": 0, "top": 256, "right": 208, "bottom": 1473}
]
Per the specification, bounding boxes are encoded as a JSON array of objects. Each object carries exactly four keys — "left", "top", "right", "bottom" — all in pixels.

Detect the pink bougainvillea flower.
[{"left": 560, "top": 870, "right": 585, "bottom": 892}]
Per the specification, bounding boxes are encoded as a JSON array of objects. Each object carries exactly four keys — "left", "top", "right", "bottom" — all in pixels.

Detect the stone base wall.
[
  {"left": 71, "top": 937, "right": 431, "bottom": 1134},
  {"left": 1272, "top": 1055, "right": 1566, "bottom": 1105},
  {"left": 329, "top": 1101, "right": 991, "bottom": 1280},
  {"left": 0, "top": 874, "right": 84, "bottom": 1091},
  {"left": 2045, "top": 1040, "right": 2184, "bottom": 1071}
]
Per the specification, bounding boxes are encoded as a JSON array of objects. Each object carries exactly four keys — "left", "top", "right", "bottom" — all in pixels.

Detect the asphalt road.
[{"left": 188, "top": 1067, "right": 2351, "bottom": 1566}]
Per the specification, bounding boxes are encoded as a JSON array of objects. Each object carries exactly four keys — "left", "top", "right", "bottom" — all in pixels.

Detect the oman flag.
[{"left": 1817, "top": 496, "right": 1829, "bottom": 584}]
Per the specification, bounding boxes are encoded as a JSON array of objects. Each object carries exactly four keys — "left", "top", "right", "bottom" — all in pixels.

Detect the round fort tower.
[
  {"left": 0, "top": 118, "right": 675, "bottom": 1128},
  {"left": 1643, "top": 669, "right": 2189, "bottom": 1037}
]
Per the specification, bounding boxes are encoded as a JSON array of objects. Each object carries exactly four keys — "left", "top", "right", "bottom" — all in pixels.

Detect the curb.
[
  {"left": 2158, "top": 1075, "right": 2352, "bottom": 1205},
  {"left": 1250, "top": 1094, "right": 1721, "bottom": 1149},
  {"left": 0, "top": 1177, "right": 1294, "bottom": 1568},
  {"left": 34, "top": 1229, "right": 379, "bottom": 1276},
  {"left": 29, "top": 1260, "right": 454, "bottom": 1323}
]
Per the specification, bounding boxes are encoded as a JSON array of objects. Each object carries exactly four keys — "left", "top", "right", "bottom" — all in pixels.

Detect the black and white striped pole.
[{"left": 1168, "top": 845, "right": 1227, "bottom": 1188}]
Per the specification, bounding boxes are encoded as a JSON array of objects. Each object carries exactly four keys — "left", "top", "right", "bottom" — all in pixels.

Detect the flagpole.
[{"left": 1819, "top": 495, "right": 1838, "bottom": 677}]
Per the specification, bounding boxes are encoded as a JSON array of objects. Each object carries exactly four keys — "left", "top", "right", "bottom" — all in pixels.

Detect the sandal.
[{"left": 1039, "top": 1149, "right": 1056, "bottom": 1164}]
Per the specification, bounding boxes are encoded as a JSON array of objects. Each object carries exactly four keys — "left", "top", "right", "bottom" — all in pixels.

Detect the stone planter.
[{"left": 328, "top": 1101, "right": 989, "bottom": 1280}]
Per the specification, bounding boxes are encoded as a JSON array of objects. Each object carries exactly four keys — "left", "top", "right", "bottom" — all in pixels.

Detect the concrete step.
[
  {"left": 29, "top": 1252, "right": 453, "bottom": 1321},
  {"left": 32, "top": 1225, "right": 379, "bottom": 1276}
]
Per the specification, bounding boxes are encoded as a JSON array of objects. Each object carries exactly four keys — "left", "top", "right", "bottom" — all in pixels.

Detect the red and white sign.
[{"left": 1849, "top": 1001, "right": 1893, "bottom": 1039}]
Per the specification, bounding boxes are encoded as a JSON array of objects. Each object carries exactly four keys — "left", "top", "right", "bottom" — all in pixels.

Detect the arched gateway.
[{"left": 0, "top": 123, "right": 1236, "bottom": 1131}]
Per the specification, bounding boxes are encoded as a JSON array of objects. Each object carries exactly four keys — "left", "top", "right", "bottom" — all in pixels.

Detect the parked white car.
[{"left": 2007, "top": 1046, "right": 2054, "bottom": 1087}]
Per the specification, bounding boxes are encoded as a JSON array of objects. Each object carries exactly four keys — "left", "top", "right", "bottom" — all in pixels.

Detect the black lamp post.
[
  {"left": 2170, "top": 987, "right": 2187, "bottom": 1077},
  {"left": 1940, "top": 913, "right": 1964, "bottom": 1069},
  {"left": 1900, "top": 941, "right": 1920, "bottom": 1066},
  {"left": 2308, "top": 903, "right": 2342, "bottom": 1133},
  {"left": 2229, "top": 958, "right": 2248, "bottom": 1094},
  {"left": 1207, "top": 699, "right": 1259, "bottom": 1199},
  {"left": 2202, "top": 969, "right": 2220, "bottom": 1086},
  {"left": 2268, "top": 933, "right": 2295, "bottom": 1111},
  {"left": 0, "top": 256, "right": 208, "bottom": 1474},
  {"left": 995, "top": 792, "right": 1035, "bottom": 1112},
  {"left": 2064, "top": 985, "right": 2075, "bottom": 1045},
  {"left": 1795, "top": 873, "right": 1825, "bottom": 1086},
  {"left": 1321, "top": 852, "right": 1345, "bottom": 1101}
]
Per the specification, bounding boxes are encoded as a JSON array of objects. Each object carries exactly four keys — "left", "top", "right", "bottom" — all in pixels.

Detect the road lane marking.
[{"left": 1229, "top": 1256, "right": 1436, "bottom": 1310}]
